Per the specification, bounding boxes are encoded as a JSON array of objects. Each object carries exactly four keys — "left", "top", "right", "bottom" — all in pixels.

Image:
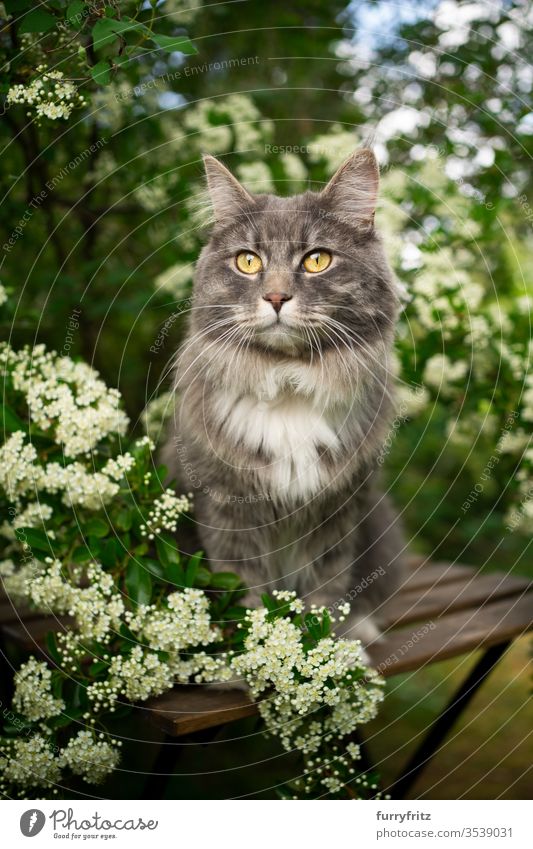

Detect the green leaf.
[
  {"left": 222, "top": 605, "right": 247, "bottom": 621},
  {"left": 143, "top": 558, "right": 165, "bottom": 580},
  {"left": 150, "top": 33, "right": 197, "bottom": 55},
  {"left": 260, "top": 593, "right": 278, "bottom": 613},
  {"left": 46, "top": 632, "right": 62, "bottom": 665},
  {"left": 88, "top": 660, "right": 108, "bottom": 676},
  {"left": 4, "top": 1, "right": 34, "bottom": 12},
  {"left": 155, "top": 533, "right": 180, "bottom": 568},
  {"left": 19, "top": 9, "right": 56, "bottom": 33},
  {"left": 210, "top": 571, "right": 243, "bottom": 591},
  {"left": 92, "top": 17, "right": 143, "bottom": 50},
  {"left": 66, "top": 1, "right": 85, "bottom": 26},
  {"left": 184, "top": 550, "right": 203, "bottom": 587},
  {"left": 1, "top": 403, "right": 25, "bottom": 432},
  {"left": 165, "top": 560, "right": 185, "bottom": 588},
  {"left": 304, "top": 613, "right": 322, "bottom": 642},
  {"left": 90, "top": 60, "right": 112, "bottom": 85},
  {"left": 47, "top": 713, "right": 74, "bottom": 729},
  {"left": 71, "top": 682, "right": 88, "bottom": 710},
  {"left": 321, "top": 609, "right": 332, "bottom": 637},
  {"left": 15, "top": 526, "right": 50, "bottom": 553},
  {"left": 72, "top": 546, "right": 92, "bottom": 564},
  {"left": 100, "top": 537, "right": 120, "bottom": 568},
  {"left": 84, "top": 517, "right": 109, "bottom": 538},
  {"left": 115, "top": 508, "right": 132, "bottom": 531},
  {"left": 125, "top": 559, "right": 152, "bottom": 606},
  {"left": 193, "top": 565, "right": 211, "bottom": 588}
]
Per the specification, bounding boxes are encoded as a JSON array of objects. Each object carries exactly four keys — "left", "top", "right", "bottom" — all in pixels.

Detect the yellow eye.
[
  {"left": 303, "top": 250, "right": 332, "bottom": 273},
  {"left": 236, "top": 251, "right": 262, "bottom": 274}
]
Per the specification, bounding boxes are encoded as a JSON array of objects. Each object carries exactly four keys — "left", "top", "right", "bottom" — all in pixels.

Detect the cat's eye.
[
  {"left": 236, "top": 251, "right": 263, "bottom": 274},
  {"left": 302, "top": 250, "right": 332, "bottom": 273}
]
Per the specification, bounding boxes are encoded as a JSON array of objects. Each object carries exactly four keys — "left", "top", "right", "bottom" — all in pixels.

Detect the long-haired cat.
[{"left": 162, "top": 148, "right": 404, "bottom": 656}]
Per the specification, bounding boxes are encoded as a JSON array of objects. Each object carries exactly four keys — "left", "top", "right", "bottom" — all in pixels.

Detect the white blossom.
[
  {"left": 59, "top": 731, "right": 120, "bottom": 784},
  {"left": 13, "top": 658, "right": 65, "bottom": 722}
]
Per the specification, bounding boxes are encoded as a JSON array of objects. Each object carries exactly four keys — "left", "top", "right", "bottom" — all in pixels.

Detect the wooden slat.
[
  {"left": 147, "top": 589, "right": 533, "bottom": 737},
  {"left": 371, "top": 591, "right": 533, "bottom": 676},
  {"left": 146, "top": 687, "right": 258, "bottom": 736},
  {"left": 385, "top": 571, "right": 531, "bottom": 627},
  {"left": 402, "top": 560, "right": 476, "bottom": 592},
  {"left": 2, "top": 616, "right": 71, "bottom": 651},
  {"left": 2, "top": 559, "right": 532, "bottom": 739},
  {"left": 0, "top": 601, "right": 44, "bottom": 625}
]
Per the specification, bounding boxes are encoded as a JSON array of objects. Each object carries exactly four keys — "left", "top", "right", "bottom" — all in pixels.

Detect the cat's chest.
[{"left": 213, "top": 390, "right": 348, "bottom": 500}]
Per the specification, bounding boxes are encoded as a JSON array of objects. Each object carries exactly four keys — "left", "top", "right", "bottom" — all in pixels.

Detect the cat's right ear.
[{"left": 203, "top": 155, "right": 254, "bottom": 221}]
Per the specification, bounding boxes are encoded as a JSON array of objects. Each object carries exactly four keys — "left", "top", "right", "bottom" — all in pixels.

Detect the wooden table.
[{"left": 1, "top": 555, "right": 531, "bottom": 798}]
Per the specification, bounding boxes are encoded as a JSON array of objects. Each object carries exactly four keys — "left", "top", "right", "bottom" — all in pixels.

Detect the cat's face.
[{"left": 192, "top": 150, "right": 399, "bottom": 359}]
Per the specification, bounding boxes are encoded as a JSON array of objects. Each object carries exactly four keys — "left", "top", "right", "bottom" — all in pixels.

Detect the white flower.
[
  {"left": 87, "top": 646, "right": 176, "bottom": 707},
  {"left": 153, "top": 263, "right": 193, "bottom": 298},
  {"left": 0, "top": 431, "right": 43, "bottom": 501},
  {"left": 0, "top": 500, "right": 53, "bottom": 540},
  {"left": 8, "top": 344, "right": 129, "bottom": 457},
  {"left": 140, "top": 488, "right": 191, "bottom": 538},
  {"left": 423, "top": 354, "right": 469, "bottom": 394},
  {"left": 236, "top": 162, "right": 274, "bottom": 193},
  {"left": 13, "top": 658, "right": 65, "bottom": 721},
  {"left": 67, "top": 563, "right": 124, "bottom": 642},
  {"left": 28, "top": 558, "right": 73, "bottom": 612},
  {"left": 7, "top": 67, "right": 84, "bottom": 122},
  {"left": 280, "top": 153, "right": 308, "bottom": 186},
  {"left": 128, "top": 587, "right": 217, "bottom": 653},
  {"left": 59, "top": 731, "right": 120, "bottom": 784},
  {"left": 231, "top": 604, "right": 384, "bottom": 757},
  {"left": 308, "top": 126, "right": 361, "bottom": 173},
  {"left": 1, "top": 735, "right": 61, "bottom": 788}
]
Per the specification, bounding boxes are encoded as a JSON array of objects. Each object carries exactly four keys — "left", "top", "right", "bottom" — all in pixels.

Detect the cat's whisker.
[{"left": 318, "top": 317, "right": 396, "bottom": 407}]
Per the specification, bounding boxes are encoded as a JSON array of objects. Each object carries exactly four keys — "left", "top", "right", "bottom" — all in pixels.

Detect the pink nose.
[{"left": 263, "top": 292, "right": 292, "bottom": 313}]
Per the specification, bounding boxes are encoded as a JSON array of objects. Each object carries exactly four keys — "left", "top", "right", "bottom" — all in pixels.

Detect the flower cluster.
[
  {"left": 59, "top": 731, "right": 121, "bottom": 785},
  {"left": 0, "top": 735, "right": 61, "bottom": 792},
  {"left": 8, "top": 344, "right": 129, "bottom": 458},
  {"left": 7, "top": 68, "right": 85, "bottom": 121},
  {"left": 13, "top": 658, "right": 65, "bottom": 722},
  {"left": 127, "top": 588, "right": 217, "bottom": 652},
  {"left": 231, "top": 595, "right": 385, "bottom": 797},
  {"left": 140, "top": 489, "right": 192, "bottom": 538},
  {"left": 0, "top": 344, "right": 136, "bottom": 523}
]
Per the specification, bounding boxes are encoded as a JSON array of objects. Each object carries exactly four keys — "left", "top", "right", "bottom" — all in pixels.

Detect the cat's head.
[{"left": 192, "top": 149, "right": 399, "bottom": 361}]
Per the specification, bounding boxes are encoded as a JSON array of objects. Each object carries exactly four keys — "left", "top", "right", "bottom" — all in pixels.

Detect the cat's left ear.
[{"left": 321, "top": 148, "right": 379, "bottom": 227}]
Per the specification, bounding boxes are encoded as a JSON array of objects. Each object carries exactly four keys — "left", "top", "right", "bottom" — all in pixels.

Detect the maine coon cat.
[{"left": 162, "top": 148, "right": 404, "bottom": 654}]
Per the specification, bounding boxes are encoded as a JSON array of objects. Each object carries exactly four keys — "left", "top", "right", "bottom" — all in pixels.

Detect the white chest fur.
[{"left": 213, "top": 389, "right": 348, "bottom": 501}]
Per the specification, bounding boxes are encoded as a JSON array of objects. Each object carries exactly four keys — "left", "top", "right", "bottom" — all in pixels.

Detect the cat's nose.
[{"left": 263, "top": 292, "right": 293, "bottom": 313}]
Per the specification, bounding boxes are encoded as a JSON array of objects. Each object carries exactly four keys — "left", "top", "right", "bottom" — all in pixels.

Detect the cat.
[{"left": 162, "top": 148, "right": 405, "bottom": 658}]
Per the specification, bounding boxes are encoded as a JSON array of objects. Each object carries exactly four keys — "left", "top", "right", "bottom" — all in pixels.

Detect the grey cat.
[{"left": 162, "top": 148, "right": 404, "bottom": 653}]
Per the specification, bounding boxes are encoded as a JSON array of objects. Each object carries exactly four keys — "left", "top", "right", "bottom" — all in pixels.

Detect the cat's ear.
[
  {"left": 203, "top": 154, "right": 254, "bottom": 221},
  {"left": 321, "top": 148, "right": 379, "bottom": 227}
]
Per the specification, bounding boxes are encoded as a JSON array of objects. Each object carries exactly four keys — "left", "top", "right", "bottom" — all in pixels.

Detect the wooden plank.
[
  {"left": 401, "top": 561, "right": 476, "bottom": 592},
  {"left": 146, "top": 590, "right": 533, "bottom": 736},
  {"left": 371, "top": 591, "right": 533, "bottom": 677},
  {"left": 385, "top": 571, "right": 531, "bottom": 628},
  {"left": 1, "top": 616, "right": 71, "bottom": 651},
  {"left": 0, "top": 601, "right": 43, "bottom": 625},
  {"left": 146, "top": 687, "right": 258, "bottom": 736}
]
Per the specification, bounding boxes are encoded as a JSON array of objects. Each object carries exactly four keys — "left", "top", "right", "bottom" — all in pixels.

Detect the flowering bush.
[{"left": 0, "top": 340, "right": 384, "bottom": 799}]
